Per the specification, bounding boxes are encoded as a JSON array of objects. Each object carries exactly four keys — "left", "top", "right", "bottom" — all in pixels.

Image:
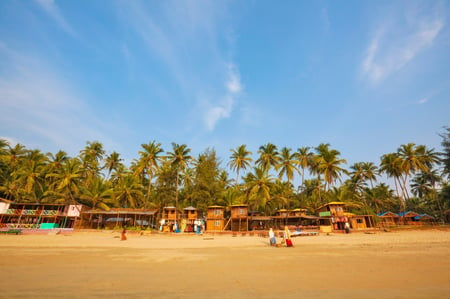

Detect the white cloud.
[
  {"left": 226, "top": 64, "right": 242, "bottom": 94},
  {"left": 0, "top": 44, "right": 114, "bottom": 155},
  {"left": 418, "top": 97, "right": 429, "bottom": 104},
  {"left": 205, "top": 96, "right": 234, "bottom": 132},
  {"left": 34, "top": 0, "right": 76, "bottom": 37},
  {"left": 119, "top": 1, "right": 242, "bottom": 133},
  {"left": 203, "top": 64, "right": 243, "bottom": 131},
  {"left": 361, "top": 9, "right": 443, "bottom": 84}
]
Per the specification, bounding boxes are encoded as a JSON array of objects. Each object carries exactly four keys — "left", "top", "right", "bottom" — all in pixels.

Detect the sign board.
[
  {"left": 67, "top": 205, "right": 82, "bottom": 217},
  {"left": 0, "top": 202, "right": 10, "bottom": 214}
]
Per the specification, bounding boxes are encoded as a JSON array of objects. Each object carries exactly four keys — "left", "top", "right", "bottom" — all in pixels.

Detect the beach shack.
[
  {"left": 398, "top": 211, "right": 421, "bottom": 225},
  {"left": 224, "top": 204, "right": 248, "bottom": 231},
  {"left": 346, "top": 212, "right": 375, "bottom": 230},
  {"left": 316, "top": 202, "right": 375, "bottom": 232},
  {"left": 415, "top": 214, "right": 437, "bottom": 225},
  {"left": 272, "top": 209, "right": 288, "bottom": 228},
  {"left": 377, "top": 211, "right": 400, "bottom": 227},
  {"left": 206, "top": 205, "right": 225, "bottom": 232},
  {"left": 182, "top": 206, "right": 198, "bottom": 232},
  {"left": 316, "top": 202, "right": 347, "bottom": 232},
  {"left": 272, "top": 208, "right": 315, "bottom": 229},
  {"left": 161, "top": 206, "right": 180, "bottom": 232},
  {"left": 79, "top": 208, "right": 157, "bottom": 229},
  {"left": 248, "top": 210, "right": 272, "bottom": 231},
  {"left": 0, "top": 201, "right": 84, "bottom": 230}
]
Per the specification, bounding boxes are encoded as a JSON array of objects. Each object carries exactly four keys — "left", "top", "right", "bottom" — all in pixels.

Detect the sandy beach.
[{"left": 0, "top": 228, "right": 449, "bottom": 298}]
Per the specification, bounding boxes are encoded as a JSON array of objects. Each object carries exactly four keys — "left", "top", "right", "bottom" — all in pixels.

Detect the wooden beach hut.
[
  {"left": 224, "top": 204, "right": 248, "bottom": 231},
  {"left": 398, "top": 211, "right": 421, "bottom": 225},
  {"left": 377, "top": 211, "right": 400, "bottom": 227},
  {"left": 182, "top": 206, "right": 198, "bottom": 232},
  {"left": 160, "top": 206, "right": 181, "bottom": 232},
  {"left": 316, "top": 202, "right": 346, "bottom": 232},
  {"left": 414, "top": 214, "right": 437, "bottom": 225},
  {"left": 316, "top": 202, "right": 375, "bottom": 232},
  {"left": 346, "top": 212, "right": 375, "bottom": 230},
  {"left": 206, "top": 205, "right": 225, "bottom": 232}
]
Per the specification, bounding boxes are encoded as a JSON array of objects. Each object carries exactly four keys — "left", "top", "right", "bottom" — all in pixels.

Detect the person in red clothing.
[{"left": 121, "top": 228, "right": 127, "bottom": 241}]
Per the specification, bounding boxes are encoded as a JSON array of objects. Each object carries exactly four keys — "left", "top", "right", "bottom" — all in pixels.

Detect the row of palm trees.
[{"left": 0, "top": 135, "right": 448, "bottom": 221}]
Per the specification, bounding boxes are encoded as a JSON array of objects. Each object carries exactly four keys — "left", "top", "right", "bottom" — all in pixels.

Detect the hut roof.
[
  {"left": 398, "top": 211, "right": 420, "bottom": 217},
  {"left": 183, "top": 206, "right": 197, "bottom": 211},
  {"left": 84, "top": 209, "right": 157, "bottom": 216},
  {"left": 414, "top": 214, "right": 435, "bottom": 220},
  {"left": 316, "top": 201, "right": 345, "bottom": 211},
  {"left": 231, "top": 204, "right": 248, "bottom": 207},
  {"left": 250, "top": 216, "right": 272, "bottom": 221},
  {"left": 378, "top": 211, "right": 399, "bottom": 217},
  {"left": 207, "top": 205, "right": 224, "bottom": 209}
]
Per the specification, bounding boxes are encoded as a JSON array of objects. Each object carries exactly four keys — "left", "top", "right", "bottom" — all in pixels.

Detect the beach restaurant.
[
  {"left": 0, "top": 200, "right": 83, "bottom": 230},
  {"left": 78, "top": 208, "right": 158, "bottom": 229}
]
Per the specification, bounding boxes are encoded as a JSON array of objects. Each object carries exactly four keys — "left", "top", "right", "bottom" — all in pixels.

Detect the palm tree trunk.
[
  {"left": 175, "top": 171, "right": 179, "bottom": 224},
  {"left": 145, "top": 172, "right": 152, "bottom": 209}
]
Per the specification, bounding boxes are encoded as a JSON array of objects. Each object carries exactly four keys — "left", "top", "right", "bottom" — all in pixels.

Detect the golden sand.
[{"left": 0, "top": 228, "right": 449, "bottom": 298}]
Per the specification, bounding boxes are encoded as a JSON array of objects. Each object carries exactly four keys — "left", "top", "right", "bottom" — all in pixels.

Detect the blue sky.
[{"left": 1, "top": 0, "right": 449, "bottom": 175}]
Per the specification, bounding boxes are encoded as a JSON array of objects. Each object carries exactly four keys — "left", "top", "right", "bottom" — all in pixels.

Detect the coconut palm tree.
[
  {"left": 439, "top": 127, "right": 450, "bottom": 178},
  {"left": 166, "top": 143, "right": 193, "bottom": 219},
  {"left": 113, "top": 172, "right": 144, "bottom": 208},
  {"left": 48, "top": 158, "right": 83, "bottom": 205},
  {"left": 16, "top": 149, "right": 48, "bottom": 201},
  {"left": 277, "top": 147, "right": 299, "bottom": 188},
  {"left": 3, "top": 143, "right": 27, "bottom": 173},
  {"left": 397, "top": 143, "right": 431, "bottom": 200},
  {"left": 350, "top": 162, "right": 378, "bottom": 189},
  {"left": 79, "top": 141, "right": 105, "bottom": 180},
  {"left": 104, "top": 151, "right": 123, "bottom": 181},
  {"left": 411, "top": 169, "right": 443, "bottom": 220},
  {"left": 312, "top": 143, "right": 347, "bottom": 191},
  {"left": 79, "top": 176, "right": 113, "bottom": 210},
  {"left": 244, "top": 167, "right": 275, "bottom": 213},
  {"left": 256, "top": 143, "right": 279, "bottom": 173},
  {"left": 133, "top": 141, "right": 164, "bottom": 207},
  {"left": 380, "top": 153, "right": 405, "bottom": 210},
  {"left": 296, "top": 146, "right": 313, "bottom": 188},
  {"left": 228, "top": 144, "right": 253, "bottom": 186}
]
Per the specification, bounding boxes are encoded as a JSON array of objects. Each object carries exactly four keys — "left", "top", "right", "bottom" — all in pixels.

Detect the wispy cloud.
[
  {"left": 204, "top": 64, "right": 243, "bottom": 131},
  {"left": 361, "top": 5, "right": 444, "bottom": 84},
  {"left": 118, "top": 0, "right": 242, "bottom": 132},
  {"left": 417, "top": 97, "right": 429, "bottom": 104},
  {"left": 34, "top": 0, "right": 76, "bottom": 37},
  {"left": 0, "top": 44, "right": 114, "bottom": 155}
]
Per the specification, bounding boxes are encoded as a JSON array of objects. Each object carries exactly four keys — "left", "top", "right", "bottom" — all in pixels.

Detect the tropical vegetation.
[{"left": 1, "top": 127, "right": 449, "bottom": 222}]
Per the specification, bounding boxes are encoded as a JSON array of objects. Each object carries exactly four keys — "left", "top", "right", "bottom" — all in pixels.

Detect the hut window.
[
  {"left": 357, "top": 219, "right": 363, "bottom": 223},
  {"left": 239, "top": 208, "right": 245, "bottom": 215},
  {"left": 214, "top": 210, "right": 221, "bottom": 216},
  {"left": 215, "top": 220, "right": 220, "bottom": 226}
]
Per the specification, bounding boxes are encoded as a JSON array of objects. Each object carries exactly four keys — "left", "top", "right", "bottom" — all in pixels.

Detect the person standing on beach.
[
  {"left": 344, "top": 222, "right": 350, "bottom": 234},
  {"left": 284, "top": 226, "right": 293, "bottom": 247},
  {"left": 121, "top": 228, "right": 127, "bottom": 241},
  {"left": 269, "top": 228, "right": 276, "bottom": 246}
]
